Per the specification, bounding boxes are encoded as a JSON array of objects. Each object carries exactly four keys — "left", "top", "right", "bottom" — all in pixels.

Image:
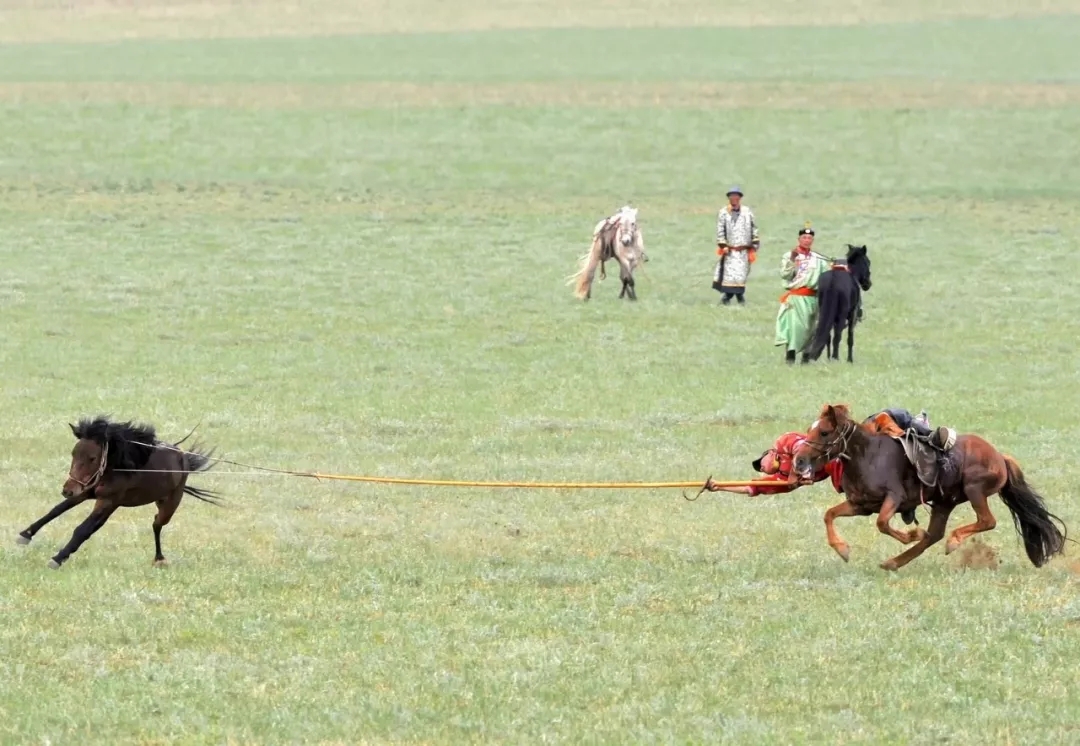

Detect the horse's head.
[
  {"left": 846, "top": 244, "right": 872, "bottom": 292},
  {"left": 792, "top": 404, "right": 857, "bottom": 479},
  {"left": 63, "top": 422, "right": 109, "bottom": 499},
  {"left": 616, "top": 207, "right": 638, "bottom": 247},
  {"left": 61, "top": 417, "right": 157, "bottom": 499}
]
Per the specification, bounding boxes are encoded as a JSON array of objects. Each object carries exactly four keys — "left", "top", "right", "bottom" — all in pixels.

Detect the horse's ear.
[{"left": 69, "top": 422, "right": 78, "bottom": 437}]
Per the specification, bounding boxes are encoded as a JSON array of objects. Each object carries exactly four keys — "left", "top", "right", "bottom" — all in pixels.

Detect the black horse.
[
  {"left": 806, "top": 244, "right": 872, "bottom": 363},
  {"left": 17, "top": 417, "right": 220, "bottom": 569}
]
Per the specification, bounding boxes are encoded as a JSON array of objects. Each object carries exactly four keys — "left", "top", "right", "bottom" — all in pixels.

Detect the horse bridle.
[
  {"left": 803, "top": 421, "right": 856, "bottom": 463},
  {"left": 67, "top": 441, "right": 109, "bottom": 496}
]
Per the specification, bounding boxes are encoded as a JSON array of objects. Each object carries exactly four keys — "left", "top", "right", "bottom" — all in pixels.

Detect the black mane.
[{"left": 70, "top": 416, "right": 158, "bottom": 471}]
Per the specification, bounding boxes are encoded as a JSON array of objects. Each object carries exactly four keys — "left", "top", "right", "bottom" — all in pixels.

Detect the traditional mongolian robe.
[
  {"left": 775, "top": 248, "right": 829, "bottom": 353},
  {"left": 713, "top": 205, "right": 759, "bottom": 297},
  {"left": 749, "top": 432, "right": 844, "bottom": 496}
]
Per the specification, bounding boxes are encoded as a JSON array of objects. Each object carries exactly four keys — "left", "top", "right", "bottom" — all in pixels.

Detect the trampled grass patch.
[{"left": 1, "top": 3, "right": 1080, "bottom": 744}]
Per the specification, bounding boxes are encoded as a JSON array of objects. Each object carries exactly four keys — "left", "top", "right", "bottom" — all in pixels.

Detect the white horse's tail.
[{"left": 568, "top": 223, "right": 608, "bottom": 300}]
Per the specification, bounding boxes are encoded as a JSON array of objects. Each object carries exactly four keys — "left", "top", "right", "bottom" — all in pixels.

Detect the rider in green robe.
[{"left": 775, "top": 223, "right": 830, "bottom": 364}]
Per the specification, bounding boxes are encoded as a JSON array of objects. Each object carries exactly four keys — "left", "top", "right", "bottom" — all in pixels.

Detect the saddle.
[{"left": 864, "top": 409, "right": 957, "bottom": 490}]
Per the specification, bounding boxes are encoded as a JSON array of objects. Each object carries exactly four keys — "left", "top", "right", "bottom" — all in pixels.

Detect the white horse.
[{"left": 569, "top": 206, "right": 648, "bottom": 301}]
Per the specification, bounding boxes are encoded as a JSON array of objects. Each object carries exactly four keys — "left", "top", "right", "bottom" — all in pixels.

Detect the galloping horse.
[
  {"left": 792, "top": 404, "right": 1067, "bottom": 572},
  {"left": 17, "top": 417, "right": 220, "bottom": 569},
  {"left": 806, "top": 245, "right": 872, "bottom": 363},
  {"left": 570, "top": 205, "right": 648, "bottom": 301}
]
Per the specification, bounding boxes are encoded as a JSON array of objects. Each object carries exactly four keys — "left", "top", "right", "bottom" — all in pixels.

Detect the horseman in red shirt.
[{"left": 705, "top": 431, "right": 843, "bottom": 496}]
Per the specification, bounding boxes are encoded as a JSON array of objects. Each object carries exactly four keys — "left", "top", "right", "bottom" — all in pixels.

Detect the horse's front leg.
[
  {"left": 17, "top": 497, "right": 87, "bottom": 544},
  {"left": 881, "top": 503, "right": 953, "bottom": 571},
  {"left": 875, "top": 494, "right": 927, "bottom": 569},
  {"left": 617, "top": 254, "right": 636, "bottom": 301},
  {"left": 824, "top": 500, "right": 868, "bottom": 561},
  {"left": 49, "top": 500, "right": 117, "bottom": 569}
]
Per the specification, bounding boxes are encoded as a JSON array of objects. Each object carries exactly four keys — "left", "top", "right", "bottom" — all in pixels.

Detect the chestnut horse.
[
  {"left": 792, "top": 404, "right": 1067, "bottom": 571},
  {"left": 16, "top": 417, "right": 219, "bottom": 569}
]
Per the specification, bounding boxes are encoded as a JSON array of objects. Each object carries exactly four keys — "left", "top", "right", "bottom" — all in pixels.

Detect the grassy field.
[{"left": 2, "top": 1, "right": 1080, "bottom": 743}]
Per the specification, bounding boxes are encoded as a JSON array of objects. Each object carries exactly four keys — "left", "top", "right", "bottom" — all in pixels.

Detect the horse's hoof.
[
  {"left": 831, "top": 544, "right": 851, "bottom": 562},
  {"left": 47, "top": 559, "right": 62, "bottom": 570},
  {"left": 945, "top": 539, "right": 961, "bottom": 555},
  {"left": 153, "top": 559, "right": 168, "bottom": 568},
  {"left": 880, "top": 560, "right": 899, "bottom": 572},
  {"left": 16, "top": 535, "right": 31, "bottom": 545}
]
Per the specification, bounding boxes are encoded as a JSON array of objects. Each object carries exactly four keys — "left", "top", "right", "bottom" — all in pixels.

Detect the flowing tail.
[
  {"left": 806, "top": 277, "right": 841, "bottom": 360},
  {"left": 181, "top": 443, "right": 224, "bottom": 506},
  {"left": 999, "top": 455, "right": 1066, "bottom": 567},
  {"left": 568, "top": 234, "right": 605, "bottom": 300}
]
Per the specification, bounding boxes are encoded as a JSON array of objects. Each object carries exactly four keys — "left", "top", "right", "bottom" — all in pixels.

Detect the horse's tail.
[
  {"left": 806, "top": 274, "right": 839, "bottom": 359},
  {"left": 999, "top": 455, "right": 1066, "bottom": 567},
  {"left": 569, "top": 232, "right": 605, "bottom": 300},
  {"left": 181, "top": 443, "right": 224, "bottom": 506}
]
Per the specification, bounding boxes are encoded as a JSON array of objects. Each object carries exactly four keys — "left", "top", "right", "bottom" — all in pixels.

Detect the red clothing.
[{"left": 749, "top": 431, "right": 844, "bottom": 496}]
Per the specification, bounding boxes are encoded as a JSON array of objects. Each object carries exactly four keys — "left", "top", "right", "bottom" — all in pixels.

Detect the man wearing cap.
[
  {"left": 775, "top": 222, "right": 830, "bottom": 364},
  {"left": 713, "top": 185, "right": 760, "bottom": 305},
  {"left": 703, "top": 431, "right": 844, "bottom": 497}
]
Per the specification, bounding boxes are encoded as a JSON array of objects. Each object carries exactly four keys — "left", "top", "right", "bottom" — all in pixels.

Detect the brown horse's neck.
[{"left": 836, "top": 421, "right": 876, "bottom": 464}]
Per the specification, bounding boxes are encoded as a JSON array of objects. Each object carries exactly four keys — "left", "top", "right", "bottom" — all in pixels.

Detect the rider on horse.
[
  {"left": 705, "top": 431, "right": 844, "bottom": 496},
  {"left": 863, "top": 408, "right": 956, "bottom": 452},
  {"left": 707, "top": 407, "right": 954, "bottom": 525}
]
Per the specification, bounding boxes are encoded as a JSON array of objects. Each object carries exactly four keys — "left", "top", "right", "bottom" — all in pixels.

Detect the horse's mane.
[{"left": 71, "top": 416, "right": 158, "bottom": 471}]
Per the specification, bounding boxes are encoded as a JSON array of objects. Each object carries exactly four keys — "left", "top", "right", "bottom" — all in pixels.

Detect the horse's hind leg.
[
  {"left": 152, "top": 486, "right": 185, "bottom": 567},
  {"left": 49, "top": 500, "right": 117, "bottom": 569},
  {"left": 17, "top": 498, "right": 85, "bottom": 545},
  {"left": 881, "top": 503, "right": 954, "bottom": 571},
  {"left": 945, "top": 487, "right": 998, "bottom": 555}
]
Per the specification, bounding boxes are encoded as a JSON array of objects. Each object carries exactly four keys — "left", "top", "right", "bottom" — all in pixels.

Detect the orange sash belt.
[{"left": 779, "top": 286, "right": 816, "bottom": 303}]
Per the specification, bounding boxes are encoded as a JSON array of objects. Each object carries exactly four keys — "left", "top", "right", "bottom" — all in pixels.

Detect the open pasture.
[{"left": 1, "top": 1, "right": 1080, "bottom": 743}]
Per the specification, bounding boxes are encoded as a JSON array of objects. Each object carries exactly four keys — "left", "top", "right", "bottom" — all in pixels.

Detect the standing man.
[
  {"left": 775, "top": 222, "right": 830, "bottom": 364},
  {"left": 713, "top": 185, "right": 760, "bottom": 305}
]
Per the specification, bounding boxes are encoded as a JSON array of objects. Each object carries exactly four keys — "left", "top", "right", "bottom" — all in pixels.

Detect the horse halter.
[
  {"left": 68, "top": 441, "right": 109, "bottom": 494},
  {"left": 805, "top": 421, "right": 856, "bottom": 462}
]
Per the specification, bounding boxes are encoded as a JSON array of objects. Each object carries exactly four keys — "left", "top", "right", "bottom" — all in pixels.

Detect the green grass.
[{"left": 2, "top": 3, "right": 1080, "bottom": 744}]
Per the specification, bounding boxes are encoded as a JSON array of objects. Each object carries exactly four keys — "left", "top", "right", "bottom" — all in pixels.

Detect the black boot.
[
  {"left": 736, "top": 294, "right": 745, "bottom": 304},
  {"left": 786, "top": 350, "right": 796, "bottom": 364},
  {"left": 721, "top": 293, "right": 733, "bottom": 305},
  {"left": 800, "top": 352, "right": 811, "bottom": 364},
  {"left": 930, "top": 426, "right": 953, "bottom": 451}
]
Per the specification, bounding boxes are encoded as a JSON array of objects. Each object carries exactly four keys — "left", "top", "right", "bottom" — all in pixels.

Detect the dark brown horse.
[
  {"left": 792, "top": 404, "right": 1067, "bottom": 571},
  {"left": 16, "top": 417, "right": 219, "bottom": 569}
]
